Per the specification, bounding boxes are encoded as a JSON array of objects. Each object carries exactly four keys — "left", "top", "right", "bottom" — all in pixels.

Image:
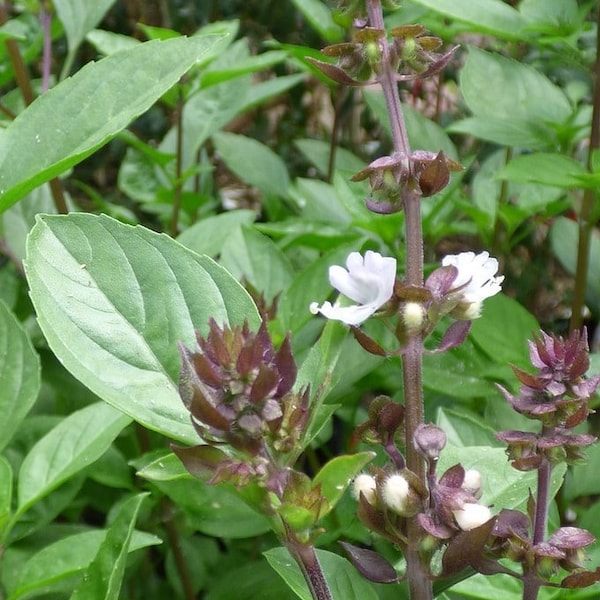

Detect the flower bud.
[
  {"left": 462, "top": 469, "right": 483, "bottom": 499},
  {"left": 382, "top": 473, "right": 420, "bottom": 517},
  {"left": 402, "top": 301, "right": 427, "bottom": 331},
  {"left": 453, "top": 503, "right": 492, "bottom": 531},
  {"left": 414, "top": 423, "right": 447, "bottom": 462},
  {"left": 353, "top": 473, "right": 377, "bottom": 506}
]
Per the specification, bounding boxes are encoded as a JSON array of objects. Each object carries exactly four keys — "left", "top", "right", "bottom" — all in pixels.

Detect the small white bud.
[
  {"left": 453, "top": 503, "right": 492, "bottom": 531},
  {"left": 382, "top": 473, "right": 411, "bottom": 515},
  {"left": 462, "top": 469, "right": 483, "bottom": 499},
  {"left": 451, "top": 300, "right": 482, "bottom": 321},
  {"left": 402, "top": 301, "right": 426, "bottom": 331},
  {"left": 353, "top": 473, "right": 377, "bottom": 505}
]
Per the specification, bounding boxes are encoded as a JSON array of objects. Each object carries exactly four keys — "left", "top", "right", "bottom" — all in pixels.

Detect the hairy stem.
[
  {"left": 286, "top": 535, "right": 333, "bottom": 600},
  {"left": 367, "top": 2, "right": 429, "bottom": 599},
  {"left": 570, "top": 6, "right": 600, "bottom": 332}
]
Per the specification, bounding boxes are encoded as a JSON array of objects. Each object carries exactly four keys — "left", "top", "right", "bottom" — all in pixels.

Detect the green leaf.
[
  {"left": 54, "top": 0, "right": 116, "bottom": 53},
  {"left": 264, "top": 547, "right": 378, "bottom": 600},
  {"left": 436, "top": 407, "right": 500, "bottom": 447},
  {"left": 439, "top": 445, "right": 566, "bottom": 513},
  {"left": 69, "top": 493, "right": 149, "bottom": 600},
  {"left": 0, "top": 299, "right": 40, "bottom": 453},
  {"left": 294, "top": 139, "right": 365, "bottom": 177},
  {"left": 17, "top": 402, "right": 131, "bottom": 515},
  {"left": 0, "top": 35, "right": 225, "bottom": 211},
  {"left": 0, "top": 457, "right": 12, "bottom": 534},
  {"left": 220, "top": 225, "right": 294, "bottom": 303},
  {"left": 201, "top": 51, "right": 288, "bottom": 87},
  {"left": 469, "top": 294, "right": 540, "bottom": 369},
  {"left": 410, "top": 0, "right": 528, "bottom": 40},
  {"left": 212, "top": 131, "right": 290, "bottom": 198},
  {"left": 135, "top": 451, "right": 189, "bottom": 482},
  {"left": 460, "top": 47, "right": 571, "bottom": 123},
  {"left": 9, "top": 528, "right": 160, "bottom": 600},
  {"left": 152, "top": 478, "right": 271, "bottom": 538},
  {"left": 177, "top": 210, "right": 256, "bottom": 257},
  {"left": 565, "top": 443, "right": 600, "bottom": 503},
  {"left": 313, "top": 452, "right": 375, "bottom": 515},
  {"left": 550, "top": 217, "right": 600, "bottom": 316},
  {"left": 289, "top": 0, "right": 343, "bottom": 43},
  {"left": 85, "top": 29, "right": 140, "bottom": 56},
  {"left": 25, "top": 213, "right": 260, "bottom": 443},
  {"left": 498, "top": 153, "right": 587, "bottom": 187}
]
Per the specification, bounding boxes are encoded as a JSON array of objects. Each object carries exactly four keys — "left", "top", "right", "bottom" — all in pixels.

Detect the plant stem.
[
  {"left": 367, "top": 2, "right": 429, "bottom": 599},
  {"left": 570, "top": 6, "right": 600, "bottom": 332},
  {"left": 286, "top": 536, "right": 333, "bottom": 600}
]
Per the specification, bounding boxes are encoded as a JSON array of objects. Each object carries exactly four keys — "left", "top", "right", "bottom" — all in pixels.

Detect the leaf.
[
  {"left": 460, "top": 47, "right": 572, "bottom": 124},
  {"left": 498, "top": 153, "right": 587, "bottom": 187},
  {"left": 212, "top": 131, "right": 290, "bottom": 198},
  {"left": 410, "top": 0, "right": 528, "bottom": 40},
  {"left": 436, "top": 407, "right": 501, "bottom": 447},
  {"left": 0, "top": 457, "right": 12, "bottom": 534},
  {"left": 264, "top": 547, "right": 378, "bottom": 600},
  {"left": 17, "top": 402, "right": 131, "bottom": 515},
  {"left": 220, "top": 225, "right": 294, "bottom": 303},
  {"left": 289, "top": 0, "right": 344, "bottom": 43},
  {"left": 550, "top": 217, "right": 600, "bottom": 316},
  {"left": 294, "top": 139, "right": 366, "bottom": 177},
  {"left": 201, "top": 51, "right": 288, "bottom": 87},
  {"left": 339, "top": 543, "right": 399, "bottom": 584},
  {"left": 24, "top": 213, "right": 260, "bottom": 443},
  {"left": 0, "top": 299, "right": 40, "bottom": 453},
  {"left": 9, "top": 528, "right": 160, "bottom": 600},
  {"left": 54, "top": 0, "right": 116, "bottom": 53},
  {"left": 0, "top": 34, "right": 225, "bottom": 211},
  {"left": 313, "top": 452, "right": 375, "bottom": 516},
  {"left": 152, "top": 478, "right": 271, "bottom": 538},
  {"left": 177, "top": 210, "right": 256, "bottom": 257},
  {"left": 69, "top": 493, "right": 148, "bottom": 600}
]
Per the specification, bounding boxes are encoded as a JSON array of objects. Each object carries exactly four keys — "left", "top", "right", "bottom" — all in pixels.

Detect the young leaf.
[
  {"left": 69, "top": 493, "right": 149, "bottom": 600},
  {"left": 313, "top": 452, "right": 375, "bottom": 515},
  {"left": 0, "top": 299, "right": 40, "bottom": 453},
  {"left": 24, "top": 213, "right": 260, "bottom": 443},
  {"left": 0, "top": 34, "right": 225, "bottom": 210},
  {"left": 17, "top": 402, "right": 131, "bottom": 515}
]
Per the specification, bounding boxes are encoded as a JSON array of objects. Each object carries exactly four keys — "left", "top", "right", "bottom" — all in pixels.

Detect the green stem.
[
  {"left": 367, "top": 2, "right": 429, "bottom": 599},
  {"left": 570, "top": 6, "right": 600, "bottom": 332}
]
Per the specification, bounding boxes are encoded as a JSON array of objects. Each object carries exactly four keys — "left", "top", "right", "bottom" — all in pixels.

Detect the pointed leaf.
[
  {"left": 54, "top": 0, "right": 116, "bottom": 53},
  {"left": 17, "top": 402, "right": 131, "bottom": 515},
  {"left": 69, "top": 493, "right": 149, "bottom": 600},
  {"left": 10, "top": 528, "right": 160, "bottom": 600},
  {"left": 25, "top": 213, "right": 260, "bottom": 443},
  {"left": 340, "top": 542, "right": 399, "bottom": 584},
  {"left": 0, "top": 35, "right": 225, "bottom": 210},
  {"left": 0, "top": 299, "right": 40, "bottom": 452}
]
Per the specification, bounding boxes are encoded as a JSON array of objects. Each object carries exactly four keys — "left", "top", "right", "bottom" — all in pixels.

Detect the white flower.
[
  {"left": 310, "top": 251, "right": 396, "bottom": 326},
  {"left": 352, "top": 473, "right": 377, "bottom": 505},
  {"left": 442, "top": 251, "right": 504, "bottom": 319},
  {"left": 453, "top": 503, "right": 492, "bottom": 531},
  {"left": 462, "top": 469, "right": 483, "bottom": 500}
]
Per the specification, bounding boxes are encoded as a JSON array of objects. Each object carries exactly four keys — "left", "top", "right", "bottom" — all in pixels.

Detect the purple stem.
[
  {"left": 366, "top": 2, "right": 429, "bottom": 599},
  {"left": 40, "top": 4, "right": 52, "bottom": 93}
]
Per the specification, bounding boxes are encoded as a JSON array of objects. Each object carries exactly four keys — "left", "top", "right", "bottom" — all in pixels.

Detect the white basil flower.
[
  {"left": 310, "top": 251, "right": 396, "bottom": 326},
  {"left": 453, "top": 503, "right": 493, "bottom": 531},
  {"left": 442, "top": 251, "right": 504, "bottom": 319}
]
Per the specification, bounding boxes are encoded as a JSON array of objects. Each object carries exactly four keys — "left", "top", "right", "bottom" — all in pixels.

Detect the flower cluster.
[
  {"left": 496, "top": 329, "right": 599, "bottom": 471},
  {"left": 310, "top": 250, "right": 503, "bottom": 344}
]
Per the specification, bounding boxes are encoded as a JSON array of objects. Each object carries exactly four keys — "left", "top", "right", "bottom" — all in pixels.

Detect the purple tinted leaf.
[
  {"left": 561, "top": 568, "right": 600, "bottom": 588},
  {"left": 171, "top": 444, "right": 228, "bottom": 479},
  {"left": 305, "top": 57, "right": 367, "bottom": 86},
  {"left": 435, "top": 320, "right": 471, "bottom": 352},
  {"left": 340, "top": 542, "right": 400, "bottom": 583}
]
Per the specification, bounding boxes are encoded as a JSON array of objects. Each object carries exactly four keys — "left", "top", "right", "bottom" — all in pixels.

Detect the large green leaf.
[
  {"left": 17, "top": 402, "right": 131, "bottom": 515},
  {"left": 69, "top": 493, "right": 148, "bottom": 600},
  {"left": 0, "top": 299, "right": 40, "bottom": 453},
  {"left": 498, "top": 153, "right": 587, "bottom": 187},
  {"left": 9, "top": 528, "right": 160, "bottom": 600},
  {"left": 24, "top": 213, "right": 260, "bottom": 443},
  {"left": 54, "top": 0, "right": 116, "bottom": 54},
  {"left": 0, "top": 34, "right": 224, "bottom": 211}
]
